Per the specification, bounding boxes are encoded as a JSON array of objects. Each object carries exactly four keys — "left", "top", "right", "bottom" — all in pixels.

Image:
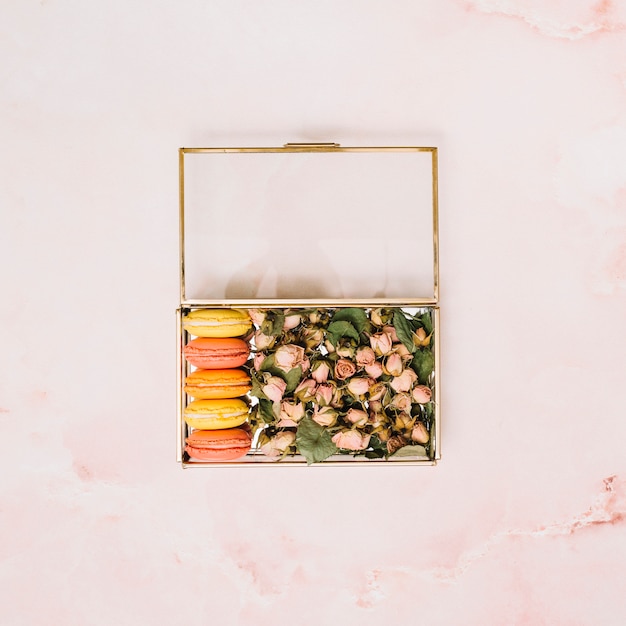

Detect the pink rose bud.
[
  {"left": 275, "top": 344, "right": 306, "bottom": 373},
  {"left": 390, "top": 392, "right": 412, "bottom": 412},
  {"left": 324, "top": 340, "right": 336, "bottom": 354},
  {"left": 369, "top": 332, "right": 394, "bottom": 356},
  {"left": 390, "top": 369, "right": 418, "bottom": 393},
  {"left": 335, "top": 358, "right": 357, "bottom": 380},
  {"left": 412, "top": 328, "right": 431, "bottom": 347},
  {"left": 248, "top": 309, "right": 266, "bottom": 326},
  {"left": 356, "top": 346, "right": 376, "bottom": 367},
  {"left": 254, "top": 330, "right": 276, "bottom": 350},
  {"left": 301, "top": 356, "right": 310, "bottom": 373},
  {"left": 412, "top": 385, "right": 432, "bottom": 404},
  {"left": 294, "top": 378, "right": 317, "bottom": 402},
  {"left": 384, "top": 353, "right": 403, "bottom": 377},
  {"left": 311, "top": 361, "right": 331, "bottom": 383},
  {"left": 394, "top": 343, "right": 413, "bottom": 364},
  {"left": 368, "top": 382, "right": 387, "bottom": 402},
  {"left": 315, "top": 383, "right": 334, "bottom": 406},
  {"left": 411, "top": 422, "right": 430, "bottom": 444},
  {"left": 370, "top": 308, "right": 390, "bottom": 327},
  {"left": 312, "top": 406, "right": 338, "bottom": 427},
  {"left": 365, "top": 361, "right": 384, "bottom": 379},
  {"left": 283, "top": 313, "right": 302, "bottom": 330},
  {"left": 345, "top": 408, "right": 368, "bottom": 427},
  {"left": 347, "top": 377, "right": 374, "bottom": 398},
  {"left": 253, "top": 352, "right": 265, "bottom": 371},
  {"left": 383, "top": 325, "right": 399, "bottom": 343},
  {"left": 332, "top": 430, "right": 371, "bottom": 451},
  {"left": 262, "top": 376, "right": 287, "bottom": 403},
  {"left": 278, "top": 400, "right": 305, "bottom": 427},
  {"left": 259, "top": 430, "right": 296, "bottom": 457},
  {"left": 308, "top": 311, "right": 322, "bottom": 324}
]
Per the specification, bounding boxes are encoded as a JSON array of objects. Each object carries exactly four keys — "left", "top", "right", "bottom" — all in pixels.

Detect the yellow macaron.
[
  {"left": 183, "top": 398, "right": 249, "bottom": 430},
  {"left": 183, "top": 309, "right": 252, "bottom": 338}
]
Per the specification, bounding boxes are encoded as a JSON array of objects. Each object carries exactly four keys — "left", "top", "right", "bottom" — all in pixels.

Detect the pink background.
[{"left": 2, "top": 1, "right": 626, "bottom": 624}]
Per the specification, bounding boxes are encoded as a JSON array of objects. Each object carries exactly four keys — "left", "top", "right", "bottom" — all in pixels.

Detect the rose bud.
[
  {"left": 412, "top": 328, "right": 431, "bottom": 348},
  {"left": 356, "top": 346, "right": 376, "bottom": 368},
  {"left": 275, "top": 344, "right": 306, "bottom": 373},
  {"left": 383, "top": 325, "right": 399, "bottom": 343},
  {"left": 347, "top": 377, "right": 374, "bottom": 399},
  {"left": 384, "top": 353, "right": 403, "bottom": 377},
  {"left": 390, "top": 369, "right": 418, "bottom": 393},
  {"left": 277, "top": 400, "right": 305, "bottom": 427},
  {"left": 259, "top": 430, "right": 296, "bottom": 457},
  {"left": 294, "top": 378, "right": 317, "bottom": 402},
  {"left": 254, "top": 330, "right": 276, "bottom": 350},
  {"left": 332, "top": 429, "right": 371, "bottom": 451},
  {"left": 336, "top": 343, "right": 356, "bottom": 359},
  {"left": 311, "top": 360, "right": 331, "bottom": 383},
  {"left": 312, "top": 406, "right": 338, "bottom": 427},
  {"left": 411, "top": 421, "right": 430, "bottom": 444},
  {"left": 386, "top": 434, "right": 409, "bottom": 455},
  {"left": 368, "top": 382, "right": 387, "bottom": 402},
  {"left": 412, "top": 385, "right": 432, "bottom": 404},
  {"left": 324, "top": 339, "right": 336, "bottom": 354},
  {"left": 302, "top": 327, "right": 324, "bottom": 350},
  {"left": 370, "top": 308, "right": 391, "bottom": 327},
  {"left": 335, "top": 358, "right": 357, "bottom": 380},
  {"left": 394, "top": 413, "right": 414, "bottom": 430},
  {"left": 283, "top": 313, "right": 302, "bottom": 331},
  {"left": 262, "top": 376, "right": 287, "bottom": 403},
  {"left": 377, "top": 428, "right": 391, "bottom": 443},
  {"left": 365, "top": 361, "right": 384, "bottom": 379},
  {"left": 315, "top": 383, "right": 334, "bottom": 406},
  {"left": 253, "top": 352, "right": 265, "bottom": 371},
  {"left": 394, "top": 343, "right": 413, "bottom": 364},
  {"left": 330, "top": 385, "right": 344, "bottom": 408},
  {"left": 369, "top": 332, "right": 394, "bottom": 356},
  {"left": 248, "top": 309, "right": 266, "bottom": 326},
  {"left": 308, "top": 310, "right": 322, "bottom": 325},
  {"left": 390, "top": 392, "right": 412, "bottom": 412},
  {"left": 345, "top": 408, "right": 368, "bottom": 427}
]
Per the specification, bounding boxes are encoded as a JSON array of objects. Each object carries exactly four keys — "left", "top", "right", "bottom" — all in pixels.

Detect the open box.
[{"left": 177, "top": 144, "right": 440, "bottom": 466}]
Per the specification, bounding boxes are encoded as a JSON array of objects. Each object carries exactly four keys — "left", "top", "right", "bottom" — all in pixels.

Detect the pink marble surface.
[{"left": 1, "top": 1, "right": 626, "bottom": 624}]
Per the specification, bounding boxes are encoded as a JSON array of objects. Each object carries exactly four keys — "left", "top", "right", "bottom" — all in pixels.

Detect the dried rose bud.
[
  {"left": 412, "top": 385, "right": 432, "bottom": 404},
  {"left": 384, "top": 353, "right": 403, "bottom": 377},
  {"left": 253, "top": 352, "right": 265, "bottom": 371},
  {"left": 262, "top": 376, "right": 287, "bottom": 403},
  {"left": 365, "top": 361, "right": 384, "bottom": 379},
  {"left": 283, "top": 313, "right": 302, "bottom": 331},
  {"left": 394, "top": 343, "right": 413, "bottom": 365},
  {"left": 390, "top": 369, "right": 418, "bottom": 393},
  {"left": 315, "top": 383, "right": 334, "bottom": 406},
  {"left": 390, "top": 392, "right": 412, "bottom": 412},
  {"left": 335, "top": 358, "right": 357, "bottom": 380},
  {"left": 332, "top": 429, "right": 371, "bottom": 451},
  {"left": 277, "top": 400, "right": 305, "bottom": 427},
  {"left": 311, "top": 361, "right": 331, "bottom": 383},
  {"left": 302, "top": 327, "right": 324, "bottom": 349},
  {"left": 394, "top": 413, "right": 414, "bottom": 430},
  {"left": 254, "top": 330, "right": 276, "bottom": 350},
  {"left": 370, "top": 308, "right": 392, "bottom": 327},
  {"left": 412, "top": 328, "right": 431, "bottom": 348},
  {"left": 347, "top": 377, "right": 374, "bottom": 398},
  {"left": 369, "top": 332, "right": 394, "bottom": 356},
  {"left": 383, "top": 325, "right": 399, "bottom": 343},
  {"left": 355, "top": 346, "right": 376, "bottom": 367},
  {"left": 368, "top": 382, "right": 387, "bottom": 402},
  {"left": 324, "top": 340, "right": 336, "bottom": 354},
  {"left": 294, "top": 378, "right": 317, "bottom": 402},
  {"left": 387, "top": 435, "right": 409, "bottom": 455},
  {"left": 248, "top": 309, "right": 266, "bottom": 326},
  {"left": 259, "top": 430, "right": 296, "bottom": 457},
  {"left": 345, "top": 408, "right": 368, "bottom": 427},
  {"left": 411, "top": 422, "right": 430, "bottom": 444},
  {"left": 312, "top": 406, "right": 338, "bottom": 427},
  {"left": 336, "top": 342, "right": 356, "bottom": 359},
  {"left": 275, "top": 344, "right": 306, "bottom": 373}
]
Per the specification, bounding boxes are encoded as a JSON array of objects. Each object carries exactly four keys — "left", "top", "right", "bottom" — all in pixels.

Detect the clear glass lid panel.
[{"left": 182, "top": 150, "right": 436, "bottom": 300}]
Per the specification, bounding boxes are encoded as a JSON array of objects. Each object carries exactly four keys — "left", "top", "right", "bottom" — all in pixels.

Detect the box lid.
[{"left": 179, "top": 144, "right": 439, "bottom": 305}]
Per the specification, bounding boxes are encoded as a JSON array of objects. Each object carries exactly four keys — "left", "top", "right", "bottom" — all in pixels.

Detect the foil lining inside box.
[{"left": 177, "top": 145, "right": 440, "bottom": 467}]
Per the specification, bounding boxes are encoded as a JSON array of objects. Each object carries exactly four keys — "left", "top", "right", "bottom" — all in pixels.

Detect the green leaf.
[
  {"left": 258, "top": 399, "right": 276, "bottom": 424},
  {"left": 393, "top": 309, "right": 416, "bottom": 354},
  {"left": 389, "top": 445, "right": 427, "bottom": 459},
  {"left": 296, "top": 417, "right": 338, "bottom": 464},
  {"left": 332, "top": 308, "right": 370, "bottom": 334},
  {"left": 326, "top": 320, "right": 359, "bottom": 346},
  {"left": 411, "top": 349, "right": 434, "bottom": 384},
  {"left": 284, "top": 366, "right": 303, "bottom": 393},
  {"left": 249, "top": 373, "right": 268, "bottom": 400},
  {"left": 420, "top": 312, "right": 433, "bottom": 335}
]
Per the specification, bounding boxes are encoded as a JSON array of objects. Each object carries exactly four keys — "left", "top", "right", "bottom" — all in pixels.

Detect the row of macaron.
[{"left": 182, "top": 309, "right": 255, "bottom": 461}]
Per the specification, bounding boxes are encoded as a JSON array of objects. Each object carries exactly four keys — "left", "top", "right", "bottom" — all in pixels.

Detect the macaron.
[
  {"left": 183, "top": 308, "right": 252, "bottom": 338},
  {"left": 184, "top": 368, "right": 251, "bottom": 399},
  {"left": 183, "top": 398, "right": 249, "bottom": 430},
  {"left": 185, "top": 428, "right": 252, "bottom": 461},
  {"left": 184, "top": 337, "right": 250, "bottom": 369}
]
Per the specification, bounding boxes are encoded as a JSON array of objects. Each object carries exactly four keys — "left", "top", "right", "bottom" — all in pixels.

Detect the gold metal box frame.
[{"left": 177, "top": 144, "right": 440, "bottom": 467}]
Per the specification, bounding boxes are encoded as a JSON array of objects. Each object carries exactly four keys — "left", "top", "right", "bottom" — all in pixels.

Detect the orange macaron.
[
  {"left": 184, "top": 368, "right": 251, "bottom": 399},
  {"left": 185, "top": 428, "right": 252, "bottom": 461},
  {"left": 184, "top": 337, "right": 250, "bottom": 369}
]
